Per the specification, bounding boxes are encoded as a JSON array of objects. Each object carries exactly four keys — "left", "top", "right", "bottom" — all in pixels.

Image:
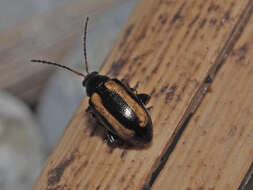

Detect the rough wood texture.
[
  {"left": 0, "top": 0, "right": 120, "bottom": 103},
  {"left": 33, "top": 0, "right": 253, "bottom": 189},
  {"left": 152, "top": 5, "right": 253, "bottom": 189}
]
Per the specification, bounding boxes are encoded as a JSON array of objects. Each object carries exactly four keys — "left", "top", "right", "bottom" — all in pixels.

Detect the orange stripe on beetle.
[
  {"left": 104, "top": 80, "right": 148, "bottom": 127},
  {"left": 91, "top": 93, "right": 135, "bottom": 139}
]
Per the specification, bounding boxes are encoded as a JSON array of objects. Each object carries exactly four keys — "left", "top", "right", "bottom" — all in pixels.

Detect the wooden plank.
[
  {"left": 33, "top": 0, "right": 251, "bottom": 189},
  {"left": 152, "top": 5, "right": 253, "bottom": 190},
  {"left": 0, "top": 0, "right": 121, "bottom": 103}
]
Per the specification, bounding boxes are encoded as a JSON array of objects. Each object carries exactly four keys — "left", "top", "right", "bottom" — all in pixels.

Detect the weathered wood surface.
[
  {"left": 33, "top": 0, "right": 253, "bottom": 189},
  {"left": 0, "top": 0, "right": 120, "bottom": 103},
  {"left": 152, "top": 3, "right": 253, "bottom": 189}
]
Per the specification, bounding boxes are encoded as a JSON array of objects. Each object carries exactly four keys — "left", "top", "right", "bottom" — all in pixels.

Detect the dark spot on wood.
[
  {"left": 188, "top": 9, "right": 208, "bottom": 42},
  {"left": 200, "top": 18, "right": 207, "bottom": 28},
  {"left": 188, "top": 14, "right": 200, "bottom": 28},
  {"left": 181, "top": 83, "right": 187, "bottom": 94},
  {"left": 108, "top": 58, "right": 127, "bottom": 77},
  {"left": 207, "top": 3, "right": 220, "bottom": 12},
  {"left": 95, "top": 185, "right": 100, "bottom": 190},
  {"left": 166, "top": 61, "right": 171, "bottom": 67},
  {"left": 204, "top": 75, "right": 213, "bottom": 83},
  {"left": 151, "top": 60, "right": 162, "bottom": 74},
  {"left": 141, "top": 67, "right": 147, "bottom": 73},
  {"left": 222, "top": 11, "right": 230, "bottom": 23},
  {"left": 201, "top": 130, "right": 207, "bottom": 136},
  {"left": 239, "top": 43, "right": 247, "bottom": 54},
  {"left": 151, "top": 26, "right": 156, "bottom": 32},
  {"left": 197, "top": 187, "right": 204, "bottom": 190},
  {"left": 231, "top": 43, "right": 248, "bottom": 64},
  {"left": 120, "top": 150, "right": 127, "bottom": 159},
  {"left": 176, "top": 40, "right": 183, "bottom": 51},
  {"left": 186, "top": 188, "right": 191, "bottom": 190},
  {"left": 160, "top": 85, "right": 168, "bottom": 94},
  {"left": 190, "top": 29, "right": 199, "bottom": 41},
  {"left": 181, "top": 30, "right": 190, "bottom": 45},
  {"left": 170, "top": 2, "right": 185, "bottom": 24},
  {"left": 165, "top": 85, "right": 177, "bottom": 103},
  {"left": 135, "top": 23, "right": 149, "bottom": 43},
  {"left": 150, "top": 88, "right": 156, "bottom": 96},
  {"left": 200, "top": 34, "right": 205, "bottom": 40},
  {"left": 47, "top": 155, "right": 75, "bottom": 186},
  {"left": 158, "top": 13, "right": 168, "bottom": 24},
  {"left": 209, "top": 18, "right": 217, "bottom": 25},
  {"left": 175, "top": 94, "right": 182, "bottom": 102},
  {"left": 120, "top": 176, "right": 125, "bottom": 183},
  {"left": 133, "top": 49, "right": 153, "bottom": 63},
  {"left": 119, "top": 24, "right": 134, "bottom": 48}
]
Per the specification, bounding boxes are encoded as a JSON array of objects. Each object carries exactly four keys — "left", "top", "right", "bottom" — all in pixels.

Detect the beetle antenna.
[
  {"left": 30, "top": 59, "right": 85, "bottom": 77},
  {"left": 83, "top": 17, "right": 89, "bottom": 74}
]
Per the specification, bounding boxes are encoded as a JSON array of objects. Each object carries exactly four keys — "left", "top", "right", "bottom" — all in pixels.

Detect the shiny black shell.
[{"left": 83, "top": 72, "right": 153, "bottom": 146}]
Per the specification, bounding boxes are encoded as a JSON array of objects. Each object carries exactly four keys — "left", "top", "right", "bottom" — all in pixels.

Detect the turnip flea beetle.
[{"left": 31, "top": 17, "right": 153, "bottom": 146}]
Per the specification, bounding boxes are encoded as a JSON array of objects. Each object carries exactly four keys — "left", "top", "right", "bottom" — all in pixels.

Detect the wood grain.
[
  {"left": 0, "top": 0, "right": 121, "bottom": 103},
  {"left": 152, "top": 6, "right": 253, "bottom": 189},
  {"left": 33, "top": 0, "right": 253, "bottom": 189}
]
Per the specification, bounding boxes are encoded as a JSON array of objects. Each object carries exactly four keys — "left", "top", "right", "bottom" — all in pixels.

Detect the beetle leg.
[
  {"left": 137, "top": 93, "right": 151, "bottom": 105},
  {"left": 107, "top": 131, "right": 117, "bottom": 144},
  {"left": 85, "top": 106, "right": 91, "bottom": 112},
  {"left": 131, "top": 82, "right": 139, "bottom": 91},
  {"left": 106, "top": 131, "right": 123, "bottom": 147},
  {"left": 121, "top": 78, "right": 130, "bottom": 87},
  {"left": 121, "top": 79, "right": 139, "bottom": 93},
  {"left": 86, "top": 106, "right": 96, "bottom": 119}
]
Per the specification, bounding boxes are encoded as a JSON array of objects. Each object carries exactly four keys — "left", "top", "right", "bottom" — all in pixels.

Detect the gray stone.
[{"left": 0, "top": 91, "right": 44, "bottom": 190}]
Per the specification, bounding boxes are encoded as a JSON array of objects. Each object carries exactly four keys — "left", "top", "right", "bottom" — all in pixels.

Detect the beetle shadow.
[{"left": 85, "top": 111, "right": 107, "bottom": 141}]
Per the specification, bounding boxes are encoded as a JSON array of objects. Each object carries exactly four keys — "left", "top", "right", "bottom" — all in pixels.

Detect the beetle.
[{"left": 31, "top": 17, "right": 153, "bottom": 146}]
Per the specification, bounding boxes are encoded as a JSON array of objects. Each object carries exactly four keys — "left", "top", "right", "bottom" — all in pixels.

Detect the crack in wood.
[{"left": 238, "top": 162, "right": 253, "bottom": 190}]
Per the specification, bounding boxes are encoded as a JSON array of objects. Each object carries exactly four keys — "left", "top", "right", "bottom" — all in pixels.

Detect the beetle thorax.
[{"left": 82, "top": 72, "right": 109, "bottom": 97}]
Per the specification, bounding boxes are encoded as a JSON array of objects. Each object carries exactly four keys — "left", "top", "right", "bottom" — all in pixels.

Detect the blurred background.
[
  {"left": 0, "top": 1, "right": 252, "bottom": 190},
  {"left": 0, "top": 0, "right": 137, "bottom": 189}
]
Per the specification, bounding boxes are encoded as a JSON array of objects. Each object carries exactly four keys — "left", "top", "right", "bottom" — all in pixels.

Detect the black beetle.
[{"left": 31, "top": 17, "right": 153, "bottom": 146}]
